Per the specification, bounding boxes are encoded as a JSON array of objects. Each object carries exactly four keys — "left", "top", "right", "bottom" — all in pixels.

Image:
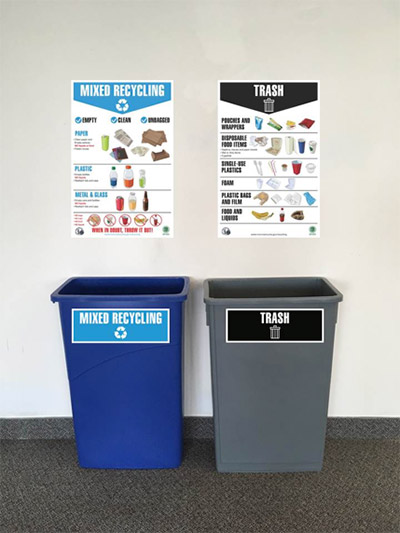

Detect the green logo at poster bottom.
[
  {"left": 309, "top": 226, "right": 317, "bottom": 235},
  {"left": 162, "top": 226, "right": 170, "bottom": 235}
]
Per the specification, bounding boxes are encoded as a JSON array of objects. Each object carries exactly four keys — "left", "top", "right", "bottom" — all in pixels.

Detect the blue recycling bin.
[{"left": 51, "top": 277, "right": 189, "bottom": 469}]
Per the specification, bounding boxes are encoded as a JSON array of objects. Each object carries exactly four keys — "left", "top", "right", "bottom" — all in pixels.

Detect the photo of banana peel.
[
  {"left": 253, "top": 192, "right": 269, "bottom": 206},
  {"left": 252, "top": 211, "right": 274, "bottom": 220},
  {"left": 291, "top": 210, "right": 305, "bottom": 220}
]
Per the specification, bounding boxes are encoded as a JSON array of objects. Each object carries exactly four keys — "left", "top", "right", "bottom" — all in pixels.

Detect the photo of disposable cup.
[
  {"left": 121, "top": 215, "right": 130, "bottom": 226},
  {"left": 282, "top": 164, "right": 288, "bottom": 172},
  {"left": 298, "top": 138, "right": 306, "bottom": 154},
  {"left": 292, "top": 160, "right": 302, "bottom": 175},
  {"left": 309, "top": 140, "right": 317, "bottom": 154},
  {"left": 116, "top": 196, "right": 124, "bottom": 211},
  {"left": 101, "top": 135, "right": 109, "bottom": 151},
  {"left": 256, "top": 178, "right": 263, "bottom": 189},
  {"left": 306, "top": 163, "right": 316, "bottom": 174}
]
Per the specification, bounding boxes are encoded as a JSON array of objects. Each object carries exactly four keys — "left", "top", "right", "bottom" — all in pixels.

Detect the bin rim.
[
  {"left": 51, "top": 276, "right": 190, "bottom": 303},
  {"left": 203, "top": 277, "right": 343, "bottom": 305}
]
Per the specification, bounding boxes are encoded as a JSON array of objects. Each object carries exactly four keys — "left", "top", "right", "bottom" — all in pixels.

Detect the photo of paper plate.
[{"left": 306, "top": 163, "right": 316, "bottom": 174}]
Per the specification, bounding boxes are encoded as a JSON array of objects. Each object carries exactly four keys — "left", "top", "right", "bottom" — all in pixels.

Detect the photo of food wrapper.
[
  {"left": 151, "top": 150, "right": 170, "bottom": 162},
  {"left": 142, "top": 129, "right": 167, "bottom": 147},
  {"left": 114, "top": 129, "right": 133, "bottom": 147},
  {"left": 299, "top": 118, "right": 315, "bottom": 129},
  {"left": 267, "top": 117, "right": 282, "bottom": 131}
]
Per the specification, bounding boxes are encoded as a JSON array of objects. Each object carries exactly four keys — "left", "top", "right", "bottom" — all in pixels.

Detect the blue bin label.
[{"left": 72, "top": 308, "right": 170, "bottom": 344}]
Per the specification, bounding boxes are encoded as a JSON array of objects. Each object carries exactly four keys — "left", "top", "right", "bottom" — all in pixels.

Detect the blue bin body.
[{"left": 51, "top": 277, "right": 189, "bottom": 469}]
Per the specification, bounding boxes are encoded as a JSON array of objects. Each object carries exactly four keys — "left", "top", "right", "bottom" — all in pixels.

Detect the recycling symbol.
[
  {"left": 116, "top": 99, "right": 129, "bottom": 112},
  {"left": 114, "top": 326, "right": 127, "bottom": 340}
]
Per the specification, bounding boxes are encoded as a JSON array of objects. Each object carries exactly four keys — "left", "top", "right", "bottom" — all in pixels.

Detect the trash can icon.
[
  {"left": 264, "top": 98, "right": 275, "bottom": 113},
  {"left": 51, "top": 276, "right": 189, "bottom": 469},
  {"left": 269, "top": 324, "right": 280, "bottom": 339}
]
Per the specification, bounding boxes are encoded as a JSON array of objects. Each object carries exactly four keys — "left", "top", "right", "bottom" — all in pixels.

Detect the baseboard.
[{"left": 0, "top": 417, "right": 399, "bottom": 440}]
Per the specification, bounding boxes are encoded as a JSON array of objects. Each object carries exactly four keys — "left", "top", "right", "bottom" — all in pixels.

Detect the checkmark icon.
[
  {"left": 111, "top": 116, "right": 118, "bottom": 124},
  {"left": 75, "top": 117, "right": 82, "bottom": 124},
  {"left": 141, "top": 117, "right": 147, "bottom": 123}
]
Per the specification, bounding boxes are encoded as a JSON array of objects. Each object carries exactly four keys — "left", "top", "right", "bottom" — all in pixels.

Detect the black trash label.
[{"left": 226, "top": 309, "right": 324, "bottom": 343}]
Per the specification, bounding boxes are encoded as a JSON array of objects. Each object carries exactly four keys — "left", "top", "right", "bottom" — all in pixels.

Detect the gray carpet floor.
[{"left": 1, "top": 438, "right": 399, "bottom": 533}]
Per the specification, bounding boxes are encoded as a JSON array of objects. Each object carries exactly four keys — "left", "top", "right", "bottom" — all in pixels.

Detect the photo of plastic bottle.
[
  {"left": 280, "top": 208, "right": 285, "bottom": 222},
  {"left": 110, "top": 166, "right": 118, "bottom": 187},
  {"left": 123, "top": 165, "right": 134, "bottom": 188},
  {"left": 139, "top": 170, "right": 146, "bottom": 188}
]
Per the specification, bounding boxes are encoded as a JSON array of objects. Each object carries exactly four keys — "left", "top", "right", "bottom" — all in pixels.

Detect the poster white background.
[
  {"left": 218, "top": 82, "right": 320, "bottom": 238},
  {"left": 71, "top": 82, "right": 174, "bottom": 238}
]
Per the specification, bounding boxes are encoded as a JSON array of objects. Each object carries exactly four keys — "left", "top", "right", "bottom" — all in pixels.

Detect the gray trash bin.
[{"left": 204, "top": 277, "right": 343, "bottom": 473}]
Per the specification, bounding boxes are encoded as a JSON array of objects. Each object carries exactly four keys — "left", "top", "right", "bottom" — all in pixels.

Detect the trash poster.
[
  {"left": 218, "top": 81, "right": 320, "bottom": 238},
  {"left": 71, "top": 81, "right": 173, "bottom": 238}
]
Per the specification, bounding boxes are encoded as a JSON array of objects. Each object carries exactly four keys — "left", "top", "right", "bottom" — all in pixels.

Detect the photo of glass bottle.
[
  {"left": 128, "top": 192, "right": 137, "bottom": 211},
  {"left": 143, "top": 191, "right": 149, "bottom": 212}
]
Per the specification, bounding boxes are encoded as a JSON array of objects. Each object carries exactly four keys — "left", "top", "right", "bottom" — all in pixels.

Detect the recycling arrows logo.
[
  {"left": 114, "top": 326, "right": 127, "bottom": 340},
  {"left": 116, "top": 99, "right": 129, "bottom": 112}
]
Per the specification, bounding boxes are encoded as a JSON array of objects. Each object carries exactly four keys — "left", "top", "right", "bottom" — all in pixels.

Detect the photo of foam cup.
[
  {"left": 309, "top": 140, "right": 317, "bottom": 154},
  {"left": 256, "top": 178, "right": 263, "bottom": 189},
  {"left": 298, "top": 138, "right": 306, "bottom": 154}
]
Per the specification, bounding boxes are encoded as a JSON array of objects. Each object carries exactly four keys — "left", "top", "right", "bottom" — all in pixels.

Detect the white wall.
[{"left": 1, "top": 0, "right": 399, "bottom": 418}]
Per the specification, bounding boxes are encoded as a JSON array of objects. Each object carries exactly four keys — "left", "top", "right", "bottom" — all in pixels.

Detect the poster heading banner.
[{"left": 73, "top": 82, "right": 172, "bottom": 114}]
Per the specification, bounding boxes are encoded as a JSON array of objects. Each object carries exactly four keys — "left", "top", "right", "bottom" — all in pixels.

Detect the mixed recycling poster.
[
  {"left": 71, "top": 81, "right": 173, "bottom": 238},
  {"left": 218, "top": 81, "right": 320, "bottom": 238}
]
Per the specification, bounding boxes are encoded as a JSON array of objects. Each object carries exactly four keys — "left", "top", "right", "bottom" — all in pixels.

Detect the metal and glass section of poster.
[
  {"left": 218, "top": 81, "right": 320, "bottom": 238},
  {"left": 71, "top": 81, "right": 173, "bottom": 238}
]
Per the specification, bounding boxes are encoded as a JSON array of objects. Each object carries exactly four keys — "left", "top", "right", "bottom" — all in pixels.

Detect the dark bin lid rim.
[{"left": 203, "top": 277, "right": 343, "bottom": 305}]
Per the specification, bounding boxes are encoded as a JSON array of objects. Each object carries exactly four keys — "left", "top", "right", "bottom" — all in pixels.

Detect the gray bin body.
[{"left": 204, "top": 277, "right": 343, "bottom": 473}]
